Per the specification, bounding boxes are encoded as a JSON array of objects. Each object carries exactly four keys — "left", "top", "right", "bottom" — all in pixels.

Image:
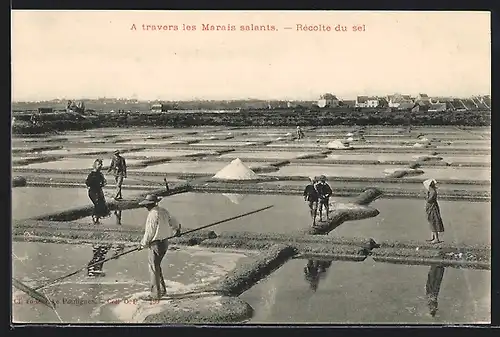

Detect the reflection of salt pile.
[
  {"left": 213, "top": 158, "right": 260, "bottom": 180},
  {"left": 327, "top": 140, "right": 353, "bottom": 150},
  {"left": 222, "top": 193, "right": 247, "bottom": 205}
]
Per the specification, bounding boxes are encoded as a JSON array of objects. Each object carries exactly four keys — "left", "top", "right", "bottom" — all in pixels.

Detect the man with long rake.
[{"left": 137, "top": 194, "right": 182, "bottom": 300}]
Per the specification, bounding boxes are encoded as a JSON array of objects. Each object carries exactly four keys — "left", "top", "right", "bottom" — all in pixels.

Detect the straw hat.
[
  {"left": 423, "top": 179, "right": 437, "bottom": 191},
  {"left": 113, "top": 150, "right": 120, "bottom": 155},
  {"left": 138, "top": 194, "right": 162, "bottom": 206}
]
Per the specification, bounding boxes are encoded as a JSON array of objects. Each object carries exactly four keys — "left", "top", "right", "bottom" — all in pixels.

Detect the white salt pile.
[
  {"left": 346, "top": 132, "right": 354, "bottom": 137},
  {"left": 275, "top": 137, "right": 285, "bottom": 141},
  {"left": 413, "top": 142, "right": 428, "bottom": 148},
  {"left": 327, "top": 140, "right": 353, "bottom": 150},
  {"left": 213, "top": 158, "right": 260, "bottom": 180},
  {"left": 346, "top": 137, "right": 354, "bottom": 142}
]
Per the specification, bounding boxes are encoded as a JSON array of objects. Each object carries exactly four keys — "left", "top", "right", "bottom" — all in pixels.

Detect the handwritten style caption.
[{"left": 130, "top": 23, "right": 367, "bottom": 32}]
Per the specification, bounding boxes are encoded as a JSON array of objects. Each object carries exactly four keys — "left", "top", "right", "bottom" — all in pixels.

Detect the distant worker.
[
  {"left": 296, "top": 126, "right": 305, "bottom": 140},
  {"left": 107, "top": 150, "right": 127, "bottom": 200},
  {"left": 316, "top": 175, "right": 333, "bottom": 221},
  {"left": 138, "top": 194, "right": 182, "bottom": 300},
  {"left": 423, "top": 179, "right": 444, "bottom": 244},
  {"left": 303, "top": 176, "right": 319, "bottom": 226}
]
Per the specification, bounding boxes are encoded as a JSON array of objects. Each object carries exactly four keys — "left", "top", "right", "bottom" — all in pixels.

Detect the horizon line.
[{"left": 11, "top": 93, "right": 492, "bottom": 103}]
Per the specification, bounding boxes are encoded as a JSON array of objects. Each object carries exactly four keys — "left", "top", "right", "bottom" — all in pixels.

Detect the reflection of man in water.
[
  {"left": 114, "top": 210, "right": 122, "bottom": 226},
  {"left": 304, "top": 260, "right": 333, "bottom": 292},
  {"left": 426, "top": 265, "right": 445, "bottom": 317}
]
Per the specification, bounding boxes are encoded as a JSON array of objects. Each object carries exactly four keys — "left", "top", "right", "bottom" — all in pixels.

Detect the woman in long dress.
[
  {"left": 85, "top": 159, "right": 110, "bottom": 224},
  {"left": 423, "top": 179, "right": 444, "bottom": 244}
]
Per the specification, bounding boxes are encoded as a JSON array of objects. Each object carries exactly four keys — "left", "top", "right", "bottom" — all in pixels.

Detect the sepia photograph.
[{"left": 11, "top": 10, "right": 491, "bottom": 325}]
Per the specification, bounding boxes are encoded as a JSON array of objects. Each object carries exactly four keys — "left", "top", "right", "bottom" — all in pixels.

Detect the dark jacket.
[
  {"left": 107, "top": 155, "right": 127, "bottom": 176},
  {"left": 303, "top": 184, "right": 319, "bottom": 202},
  {"left": 85, "top": 171, "right": 106, "bottom": 191},
  {"left": 315, "top": 182, "right": 333, "bottom": 200}
]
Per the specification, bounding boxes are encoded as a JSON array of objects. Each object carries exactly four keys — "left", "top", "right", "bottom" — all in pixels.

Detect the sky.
[{"left": 11, "top": 11, "right": 491, "bottom": 101}]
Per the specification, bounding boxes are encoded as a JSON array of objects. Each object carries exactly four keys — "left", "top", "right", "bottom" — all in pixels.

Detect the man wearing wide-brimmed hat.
[
  {"left": 138, "top": 194, "right": 182, "bottom": 300},
  {"left": 303, "top": 176, "right": 319, "bottom": 226},
  {"left": 316, "top": 175, "right": 333, "bottom": 221},
  {"left": 107, "top": 150, "right": 127, "bottom": 200}
]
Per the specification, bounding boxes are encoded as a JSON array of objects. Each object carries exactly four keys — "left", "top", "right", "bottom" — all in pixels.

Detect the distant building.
[
  {"left": 428, "top": 103, "right": 448, "bottom": 112},
  {"left": 355, "top": 96, "right": 369, "bottom": 108},
  {"left": 318, "top": 93, "right": 340, "bottom": 108},
  {"left": 341, "top": 100, "right": 356, "bottom": 108},
  {"left": 415, "top": 93, "right": 430, "bottom": 104},
  {"left": 387, "top": 93, "right": 414, "bottom": 108},
  {"left": 356, "top": 96, "right": 387, "bottom": 108}
]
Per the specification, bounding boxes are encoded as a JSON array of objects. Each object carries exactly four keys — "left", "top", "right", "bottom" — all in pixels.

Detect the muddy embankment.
[{"left": 12, "top": 109, "right": 491, "bottom": 134}]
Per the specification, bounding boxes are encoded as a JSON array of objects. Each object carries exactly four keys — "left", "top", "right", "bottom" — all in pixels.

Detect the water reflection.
[
  {"left": 303, "top": 259, "right": 333, "bottom": 292},
  {"left": 114, "top": 210, "right": 122, "bottom": 226},
  {"left": 426, "top": 265, "right": 445, "bottom": 317},
  {"left": 222, "top": 193, "right": 247, "bottom": 205}
]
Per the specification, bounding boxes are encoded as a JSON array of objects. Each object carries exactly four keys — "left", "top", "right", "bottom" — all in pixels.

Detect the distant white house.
[
  {"left": 356, "top": 96, "right": 387, "bottom": 108},
  {"left": 387, "top": 93, "right": 413, "bottom": 108},
  {"left": 415, "top": 93, "right": 430, "bottom": 104},
  {"left": 318, "top": 93, "right": 340, "bottom": 108}
]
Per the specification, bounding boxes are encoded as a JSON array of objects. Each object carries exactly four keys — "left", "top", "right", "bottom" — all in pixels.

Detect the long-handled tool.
[
  {"left": 12, "top": 278, "right": 56, "bottom": 309},
  {"left": 31, "top": 205, "right": 274, "bottom": 292}
]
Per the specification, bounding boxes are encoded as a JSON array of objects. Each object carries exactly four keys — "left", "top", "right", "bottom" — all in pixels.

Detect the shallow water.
[
  {"left": 12, "top": 242, "right": 247, "bottom": 323},
  {"left": 194, "top": 141, "right": 258, "bottom": 147},
  {"left": 39, "top": 148, "right": 121, "bottom": 156},
  {"left": 264, "top": 164, "right": 490, "bottom": 181},
  {"left": 219, "top": 151, "right": 313, "bottom": 160},
  {"left": 120, "top": 139, "right": 189, "bottom": 145},
  {"left": 72, "top": 193, "right": 490, "bottom": 245},
  {"left": 12, "top": 187, "right": 150, "bottom": 220},
  {"left": 240, "top": 259, "right": 490, "bottom": 324},
  {"left": 125, "top": 149, "right": 217, "bottom": 158},
  {"left": 23, "top": 158, "right": 145, "bottom": 170}
]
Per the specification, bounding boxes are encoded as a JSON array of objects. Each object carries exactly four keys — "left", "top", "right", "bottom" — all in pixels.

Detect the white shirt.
[{"left": 140, "top": 206, "right": 181, "bottom": 246}]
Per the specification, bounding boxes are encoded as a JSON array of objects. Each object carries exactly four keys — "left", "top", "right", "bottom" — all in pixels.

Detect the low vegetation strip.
[{"left": 12, "top": 109, "right": 491, "bottom": 135}]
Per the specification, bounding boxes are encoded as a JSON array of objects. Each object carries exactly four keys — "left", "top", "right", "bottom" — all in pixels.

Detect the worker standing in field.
[
  {"left": 316, "top": 175, "right": 333, "bottom": 221},
  {"left": 296, "top": 126, "right": 305, "bottom": 140},
  {"left": 85, "top": 159, "right": 112, "bottom": 277},
  {"left": 423, "top": 179, "right": 445, "bottom": 244},
  {"left": 107, "top": 150, "right": 127, "bottom": 200},
  {"left": 85, "top": 159, "right": 110, "bottom": 225},
  {"left": 138, "top": 194, "right": 182, "bottom": 300},
  {"left": 303, "top": 176, "right": 319, "bottom": 226}
]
